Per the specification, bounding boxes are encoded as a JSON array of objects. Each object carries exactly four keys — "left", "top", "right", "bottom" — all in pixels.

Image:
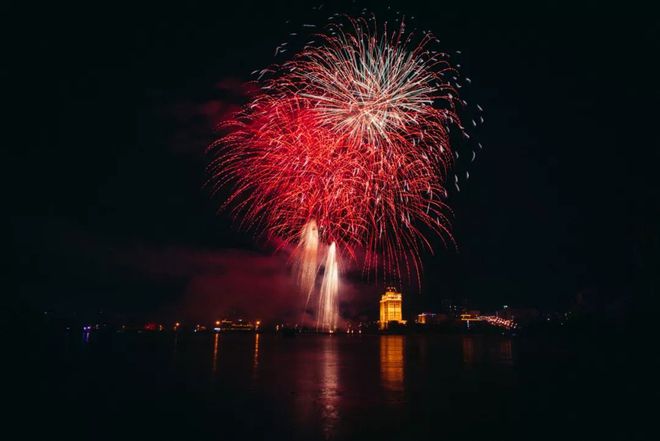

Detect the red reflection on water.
[
  {"left": 290, "top": 336, "right": 342, "bottom": 439},
  {"left": 320, "top": 337, "right": 340, "bottom": 440}
]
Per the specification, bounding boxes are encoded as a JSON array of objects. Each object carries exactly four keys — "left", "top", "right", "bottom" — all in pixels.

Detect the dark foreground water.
[{"left": 12, "top": 331, "right": 636, "bottom": 440}]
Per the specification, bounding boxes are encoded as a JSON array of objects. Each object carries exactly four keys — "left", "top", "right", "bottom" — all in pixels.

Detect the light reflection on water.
[
  {"left": 463, "top": 335, "right": 515, "bottom": 366},
  {"left": 496, "top": 338, "right": 513, "bottom": 366},
  {"left": 252, "top": 333, "right": 260, "bottom": 378},
  {"left": 33, "top": 329, "right": 607, "bottom": 440},
  {"left": 319, "top": 337, "right": 340, "bottom": 440},
  {"left": 380, "top": 335, "right": 405, "bottom": 397},
  {"left": 199, "top": 333, "right": 514, "bottom": 438},
  {"left": 462, "top": 335, "right": 476, "bottom": 365},
  {"left": 211, "top": 333, "right": 220, "bottom": 374},
  {"left": 461, "top": 335, "right": 514, "bottom": 367}
]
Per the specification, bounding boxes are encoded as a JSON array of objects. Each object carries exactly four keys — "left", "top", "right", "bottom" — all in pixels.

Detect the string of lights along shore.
[{"left": 208, "top": 11, "right": 483, "bottom": 331}]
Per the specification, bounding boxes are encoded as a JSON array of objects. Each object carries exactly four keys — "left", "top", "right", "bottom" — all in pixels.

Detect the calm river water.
[{"left": 14, "top": 331, "right": 633, "bottom": 440}]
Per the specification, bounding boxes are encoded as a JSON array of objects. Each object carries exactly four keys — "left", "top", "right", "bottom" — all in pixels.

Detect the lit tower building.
[{"left": 379, "top": 287, "right": 406, "bottom": 330}]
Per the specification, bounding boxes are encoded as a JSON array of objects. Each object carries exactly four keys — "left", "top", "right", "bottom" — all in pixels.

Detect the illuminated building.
[
  {"left": 416, "top": 312, "right": 436, "bottom": 324},
  {"left": 379, "top": 287, "right": 406, "bottom": 330}
]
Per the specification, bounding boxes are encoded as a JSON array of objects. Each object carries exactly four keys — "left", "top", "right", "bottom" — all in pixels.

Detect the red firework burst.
[{"left": 209, "top": 16, "right": 468, "bottom": 284}]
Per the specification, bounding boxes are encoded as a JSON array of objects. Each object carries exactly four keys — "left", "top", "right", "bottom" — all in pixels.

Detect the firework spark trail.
[
  {"left": 268, "top": 16, "right": 464, "bottom": 284},
  {"left": 211, "top": 98, "right": 371, "bottom": 253},
  {"left": 209, "top": 14, "right": 474, "bottom": 323}
]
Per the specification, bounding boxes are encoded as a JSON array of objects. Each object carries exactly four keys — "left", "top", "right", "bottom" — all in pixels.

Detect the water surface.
[{"left": 15, "top": 331, "right": 630, "bottom": 440}]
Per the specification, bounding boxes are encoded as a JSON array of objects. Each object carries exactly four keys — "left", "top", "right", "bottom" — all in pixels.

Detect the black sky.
[{"left": 7, "top": 1, "right": 658, "bottom": 321}]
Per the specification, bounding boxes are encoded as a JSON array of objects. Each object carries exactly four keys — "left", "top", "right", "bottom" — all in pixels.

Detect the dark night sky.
[{"left": 7, "top": 1, "right": 658, "bottom": 322}]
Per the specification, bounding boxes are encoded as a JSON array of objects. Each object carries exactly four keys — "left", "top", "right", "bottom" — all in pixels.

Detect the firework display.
[{"left": 209, "top": 15, "right": 476, "bottom": 329}]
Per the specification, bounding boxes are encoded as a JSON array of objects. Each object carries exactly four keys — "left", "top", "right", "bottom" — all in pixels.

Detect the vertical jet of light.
[
  {"left": 296, "top": 220, "right": 320, "bottom": 313},
  {"left": 317, "top": 242, "right": 339, "bottom": 332}
]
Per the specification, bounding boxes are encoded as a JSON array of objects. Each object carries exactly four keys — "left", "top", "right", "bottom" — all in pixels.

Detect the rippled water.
[{"left": 14, "top": 331, "right": 631, "bottom": 440}]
